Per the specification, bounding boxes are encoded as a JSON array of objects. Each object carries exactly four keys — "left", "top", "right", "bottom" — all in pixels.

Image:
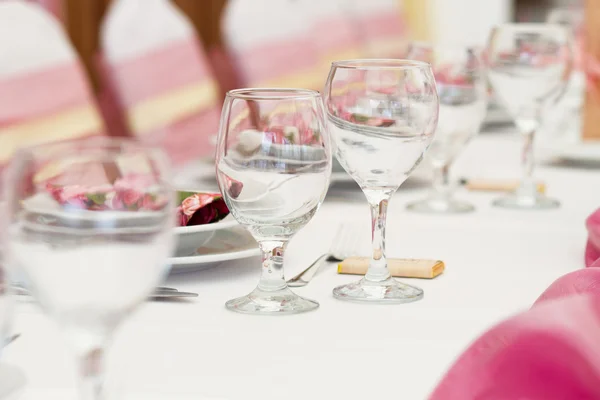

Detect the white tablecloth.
[{"left": 3, "top": 131, "right": 599, "bottom": 399}]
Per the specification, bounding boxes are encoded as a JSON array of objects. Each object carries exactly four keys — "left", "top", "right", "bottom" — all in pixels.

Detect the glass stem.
[
  {"left": 365, "top": 196, "right": 392, "bottom": 282},
  {"left": 71, "top": 333, "right": 112, "bottom": 400},
  {"left": 257, "top": 240, "right": 288, "bottom": 292},
  {"left": 432, "top": 163, "right": 451, "bottom": 200},
  {"left": 519, "top": 129, "right": 537, "bottom": 198}
]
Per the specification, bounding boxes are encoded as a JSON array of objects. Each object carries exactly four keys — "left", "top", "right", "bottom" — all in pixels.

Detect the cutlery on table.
[
  {"left": 11, "top": 285, "right": 198, "bottom": 299},
  {"left": 287, "top": 225, "right": 359, "bottom": 287}
]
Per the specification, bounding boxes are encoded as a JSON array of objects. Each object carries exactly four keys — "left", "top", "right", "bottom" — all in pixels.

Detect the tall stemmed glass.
[
  {"left": 406, "top": 43, "right": 488, "bottom": 213},
  {"left": 486, "top": 24, "right": 573, "bottom": 209},
  {"left": 5, "top": 138, "right": 175, "bottom": 399},
  {"left": 215, "top": 88, "right": 331, "bottom": 314},
  {"left": 324, "top": 60, "right": 439, "bottom": 303}
]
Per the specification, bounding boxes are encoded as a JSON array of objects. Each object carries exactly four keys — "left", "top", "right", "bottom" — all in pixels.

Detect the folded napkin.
[
  {"left": 429, "top": 208, "right": 600, "bottom": 399},
  {"left": 586, "top": 208, "right": 600, "bottom": 267},
  {"left": 430, "top": 293, "right": 600, "bottom": 399},
  {"left": 46, "top": 176, "right": 231, "bottom": 227}
]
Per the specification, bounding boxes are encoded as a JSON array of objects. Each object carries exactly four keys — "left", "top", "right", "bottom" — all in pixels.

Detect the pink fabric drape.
[
  {"left": 430, "top": 208, "right": 600, "bottom": 399},
  {"left": 0, "top": 61, "right": 104, "bottom": 167}
]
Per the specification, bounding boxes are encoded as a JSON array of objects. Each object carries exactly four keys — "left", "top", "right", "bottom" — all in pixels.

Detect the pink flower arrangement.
[
  {"left": 175, "top": 192, "right": 230, "bottom": 227},
  {"left": 46, "top": 173, "right": 166, "bottom": 212},
  {"left": 45, "top": 171, "right": 236, "bottom": 227}
]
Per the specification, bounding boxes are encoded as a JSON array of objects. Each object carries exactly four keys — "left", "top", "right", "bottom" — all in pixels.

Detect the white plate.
[
  {"left": 175, "top": 215, "right": 239, "bottom": 254},
  {"left": 169, "top": 227, "right": 260, "bottom": 273}
]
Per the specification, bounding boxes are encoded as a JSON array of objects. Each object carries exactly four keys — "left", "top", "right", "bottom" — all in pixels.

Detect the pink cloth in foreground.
[
  {"left": 586, "top": 208, "right": 600, "bottom": 267},
  {"left": 430, "top": 294, "right": 600, "bottom": 400},
  {"left": 430, "top": 209, "right": 600, "bottom": 399}
]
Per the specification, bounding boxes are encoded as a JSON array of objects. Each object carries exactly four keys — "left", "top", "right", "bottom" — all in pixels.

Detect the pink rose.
[
  {"left": 121, "top": 189, "right": 142, "bottom": 208},
  {"left": 111, "top": 192, "right": 125, "bottom": 209},
  {"left": 181, "top": 194, "right": 215, "bottom": 216},
  {"left": 65, "top": 193, "right": 88, "bottom": 209}
]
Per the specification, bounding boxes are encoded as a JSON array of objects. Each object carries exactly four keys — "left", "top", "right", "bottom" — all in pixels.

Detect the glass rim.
[
  {"left": 331, "top": 59, "right": 431, "bottom": 70},
  {"left": 226, "top": 88, "right": 321, "bottom": 100}
]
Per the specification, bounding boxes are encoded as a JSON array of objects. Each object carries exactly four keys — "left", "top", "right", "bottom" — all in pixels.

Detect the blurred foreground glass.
[
  {"left": 486, "top": 23, "right": 573, "bottom": 209},
  {"left": 405, "top": 43, "right": 488, "bottom": 213},
  {"left": 5, "top": 138, "right": 175, "bottom": 399},
  {"left": 324, "top": 60, "right": 438, "bottom": 303},
  {"left": 215, "top": 88, "right": 331, "bottom": 314}
]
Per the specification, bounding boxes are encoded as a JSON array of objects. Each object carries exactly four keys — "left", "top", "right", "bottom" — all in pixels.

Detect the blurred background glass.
[
  {"left": 405, "top": 43, "right": 488, "bottom": 213},
  {"left": 486, "top": 23, "right": 573, "bottom": 209}
]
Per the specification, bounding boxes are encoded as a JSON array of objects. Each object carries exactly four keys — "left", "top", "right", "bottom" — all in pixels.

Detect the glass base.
[
  {"left": 493, "top": 193, "right": 560, "bottom": 210},
  {"left": 333, "top": 277, "right": 424, "bottom": 304},
  {"left": 406, "top": 197, "right": 475, "bottom": 214},
  {"left": 225, "top": 287, "right": 319, "bottom": 315}
]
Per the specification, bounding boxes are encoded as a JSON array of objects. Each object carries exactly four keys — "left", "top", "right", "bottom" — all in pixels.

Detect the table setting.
[{"left": 2, "top": 1, "right": 600, "bottom": 398}]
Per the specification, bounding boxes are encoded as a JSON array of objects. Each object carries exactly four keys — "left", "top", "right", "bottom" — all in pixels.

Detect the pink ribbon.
[{"left": 0, "top": 62, "right": 92, "bottom": 124}]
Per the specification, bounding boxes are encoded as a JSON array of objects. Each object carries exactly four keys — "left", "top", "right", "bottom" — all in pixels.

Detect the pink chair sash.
[
  {"left": 312, "top": 16, "right": 363, "bottom": 62},
  {"left": 95, "top": 53, "right": 132, "bottom": 138},
  {"left": 229, "top": 37, "right": 321, "bottom": 90},
  {"left": 101, "top": 37, "right": 220, "bottom": 165},
  {"left": 356, "top": 11, "right": 408, "bottom": 58},
  {"left": 0, "top": 62, "right": 89, "bottom": 123},
  {"left": 0, "top": 61, "right": 104, "bottom": 166}
]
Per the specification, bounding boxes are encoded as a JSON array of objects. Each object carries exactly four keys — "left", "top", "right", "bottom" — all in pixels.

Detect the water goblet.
[
  {"left": 215, "top": 88, "right": 332, "bottom": 314},
  {"left": 324, "top": 60, "right": 439, "bottom": 303},
  {"left": 485, "top": 23, "right": 573, "bottom": 209},
  {"left": 406, "top": 43, "right": 488, "bottom": 213},
  {"left": 4, "top": 138, "right": 175, "bottom": 399}
]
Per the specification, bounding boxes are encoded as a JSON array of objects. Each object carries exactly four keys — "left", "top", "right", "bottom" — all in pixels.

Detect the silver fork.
[{"left": 287, "top": 225, "right": 359, "bottom": 287}]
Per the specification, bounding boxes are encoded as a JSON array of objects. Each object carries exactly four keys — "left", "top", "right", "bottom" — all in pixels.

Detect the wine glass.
[
  {"left": 485, "top": 24, "right": 573, "bottom": 209},
  {"left": 405, "top": 43, "right": 488, "bottom": 213},
  {"left": 545, "top": 7, "right": 585, "bottom": 146},
  {"left": 324, "top": 60, "right": 439, "bottom": 303},
  {"left": 4, "top": 138, "right": 175, "bottom": 399},
  {"left": 215, "top": 88, "right": 332, "bottom": 315}
]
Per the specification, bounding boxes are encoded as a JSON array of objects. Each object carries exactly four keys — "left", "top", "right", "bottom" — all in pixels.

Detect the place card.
[
  {"left": 338, "top": 257, "right": 445, "bottom": 279},
  {"left": 460, "top": 178, "right": 546, "bottom": 194}
]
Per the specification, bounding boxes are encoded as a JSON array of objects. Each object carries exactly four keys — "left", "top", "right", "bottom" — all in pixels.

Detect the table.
[{"left": 3, "top": 131, "right": 599, "bottom": 399}]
